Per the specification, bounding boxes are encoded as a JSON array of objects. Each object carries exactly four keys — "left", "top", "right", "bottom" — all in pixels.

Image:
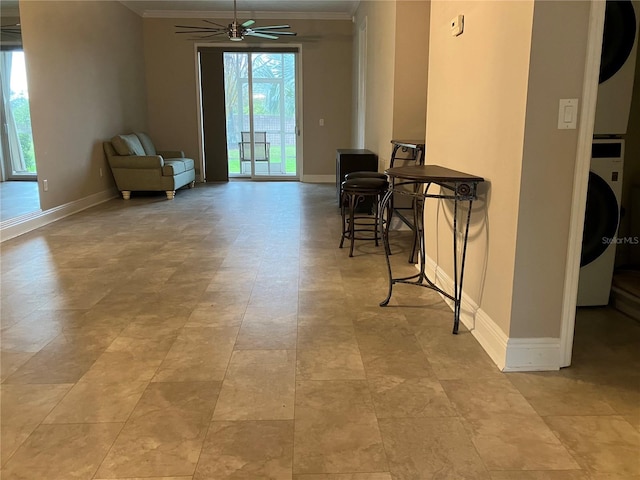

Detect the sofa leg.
[
  {"left": 189, "top": 181, "right": 195, "bottom": 188},
  {"left": 121, "top": 191, "right": 131, "bottom": 200},
  {"left": 166, "top": 190, "right": 176, "bottom": 200}
]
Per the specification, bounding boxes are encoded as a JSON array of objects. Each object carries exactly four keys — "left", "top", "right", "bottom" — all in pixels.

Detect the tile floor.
[
  {"left": 0, "top": 181, "right": 639, "bottom": 480},
  {"left": 0, "top": 180, "right": 40, "bottom": 223}
]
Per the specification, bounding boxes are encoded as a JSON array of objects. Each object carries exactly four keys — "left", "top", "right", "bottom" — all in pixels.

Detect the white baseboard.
[
  {"left": 0, "top": 189, "right": 118, "bottom": 242},
  {"left": 425, "top": 256, "right": 561, "bottom": 372},
  {"left": 301, "top": 174, "right": 334, "bottom": 183},
  {"left": 503, "top": 337, "right": 561, "bottom": 372}
]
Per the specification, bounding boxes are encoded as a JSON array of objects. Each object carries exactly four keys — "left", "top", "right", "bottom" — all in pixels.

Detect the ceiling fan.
[
  {"left": 175, "top": 0, "right": 297, "bottom": 42},
  {"left": 0, "top": 23, "right": 21, "bottom": 38}
]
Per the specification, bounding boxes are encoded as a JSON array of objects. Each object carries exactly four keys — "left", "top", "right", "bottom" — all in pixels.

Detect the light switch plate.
[{"left": 558, "top": 98, "right": 578, "bottom": 129}]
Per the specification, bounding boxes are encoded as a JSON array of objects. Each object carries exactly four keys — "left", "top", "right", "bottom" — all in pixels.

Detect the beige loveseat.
[{"left": 104, "top": 132, "right": 196, "bottom": 200}]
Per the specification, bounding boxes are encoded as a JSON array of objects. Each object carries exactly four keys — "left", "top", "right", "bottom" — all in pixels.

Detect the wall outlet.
[{"left": 43, "top": 179, "right": 48, "bottom": 191}]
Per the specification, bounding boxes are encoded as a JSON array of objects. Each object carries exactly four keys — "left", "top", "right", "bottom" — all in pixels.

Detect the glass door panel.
[
  {"left": 224, "top": 51, "right": 297, "bottom": 179},
  {"left": 223, "top": 52, "right": 247, "bottom": 176},
  {"left": 0, "top": 50, "right": 37, "bottom": 180}
]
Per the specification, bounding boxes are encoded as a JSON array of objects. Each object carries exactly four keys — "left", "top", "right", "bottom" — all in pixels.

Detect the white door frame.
[
  {"left": 356, "top": 17, "right": 367, "bottom": 149},
  {"left": 559, "top": 1, "right": 606, "bottom": 367},
  {"left": 194, "top": 46, "right": 206, "bottom": 183}
]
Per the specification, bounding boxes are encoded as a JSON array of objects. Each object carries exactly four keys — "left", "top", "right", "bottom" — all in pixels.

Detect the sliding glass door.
[
  {"left": 223, "top": 51, "right": 298, "bottom": 179},
  {"left": 0, "top": 50, "right": 36, "bottom": 181}
]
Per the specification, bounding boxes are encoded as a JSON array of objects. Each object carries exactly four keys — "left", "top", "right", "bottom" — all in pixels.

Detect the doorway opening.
[
  {"left": 223, "top": 51, "right": 298, "bottom": 179},
  {"left": 0, "top": 49, "right": 39, "bottom": 222}
]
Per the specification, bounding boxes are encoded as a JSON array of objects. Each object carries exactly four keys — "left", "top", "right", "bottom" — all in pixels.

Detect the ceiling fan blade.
[
  {"left": 175, "top": 25, "right": 223, "bottom": 30},
  {"left": 186, "top": 33, "right": 226, "bottom": 40},
  {"left": 174, "top": 3, "right": 295, "bottom": 43},
  {"left": 198, "top": 32, "right": 227, "bottom": 38},
  {"left": 251, "top": 25, "right": 292, "bottom": 30},
  {"left": 246, "top": 32, "right": 279, "bottom": 40},
  {"left": 176, "top": 30, "right": 224, "bottom": 34},
  {"left": 204, "top": 20, "right": 227, "bottom": 28}
]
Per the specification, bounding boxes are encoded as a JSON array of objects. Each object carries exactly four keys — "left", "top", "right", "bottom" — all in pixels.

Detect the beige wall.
[
  {"left": 353, "top": 0, "right": 397, "bottom": 168},
  {"left": 392, "top": 0, "right": 429, "bottom": 143},
  {"left": 19, "top": 0, "right": 147, "bottom": 210},
  {"left": 426, "top": 1, "right": 592, "bottom": 339},
  {"left": 510, "top": 1, "right": 590, "bottom": 338},
  {"left": 425, "top": 1, "right": 535, "bottom": 336},
  {"left": 142, "top": 17, "right": 353, "bottom": 178},
  {"left": 353, "top": 0, "right": 429, "bottom": 170}
]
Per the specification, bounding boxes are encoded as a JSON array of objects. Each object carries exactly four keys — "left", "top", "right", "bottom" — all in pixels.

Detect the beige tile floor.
[
  {"left": 1, "top": 181, "right": 639, "bottom": 480},
  {"left": 0, "top": 180, "right": 40, "bottom": 222}
]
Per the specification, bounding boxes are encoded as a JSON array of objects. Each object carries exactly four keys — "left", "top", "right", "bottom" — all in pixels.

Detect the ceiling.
[
  {"left": 121, "top": 0, "right": 360, "bottom": 20},
  {"left": 0, "top": 1, "right": 361, "bottom": 23}
]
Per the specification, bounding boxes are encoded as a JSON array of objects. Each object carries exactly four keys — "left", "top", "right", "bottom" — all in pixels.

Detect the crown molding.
[{"left": 138, "top": 9, "right": 352, "bottom": 21}]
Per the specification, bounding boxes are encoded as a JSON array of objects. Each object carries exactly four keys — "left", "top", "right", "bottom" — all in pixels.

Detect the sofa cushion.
[
  {"left": 111, "top": 134, "right": 145, "bottom": 156},
  {"left": 135, "top": 132, "right": 157, "bottom": 156},
  {"left": 162, "top": 159, "right": 187, "bottom": 176},
  {"left": 180, "top": 158, "right": 195, "bottom": 171}
]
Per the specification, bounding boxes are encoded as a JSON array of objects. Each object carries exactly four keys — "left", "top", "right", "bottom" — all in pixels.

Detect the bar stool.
[
  {"left": 339, "top": 173, "right": 389, "bottom": 257},
  {"left": 343, "top": 171, "right": 388, "bottom": 214},
  {"left": 344, "top": 171, "right": 388, "bottom": 181}
]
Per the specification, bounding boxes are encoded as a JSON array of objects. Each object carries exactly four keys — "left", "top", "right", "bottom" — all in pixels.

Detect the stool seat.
[
  {"left": 340, "top": 176, "right": 389, "bottom": 257},
  {"left": 344, "top": 171, "right": 388, "bottom": 181},
  {"left": 342, "top": 177, "right": 388, "bottom": 190}
]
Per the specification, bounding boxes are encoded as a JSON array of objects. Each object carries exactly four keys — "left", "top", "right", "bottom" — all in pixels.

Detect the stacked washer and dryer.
[{"left": 577, "top": 0, "right": 639, "bottom": 306}]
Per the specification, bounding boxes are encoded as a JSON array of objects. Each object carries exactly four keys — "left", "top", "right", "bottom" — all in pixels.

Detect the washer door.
[
  {"left": 600, "top": 0, "right": 637, "bottom": 83},
  {"left": 581, "top": 172, "right": 620, "bottom": 267}
]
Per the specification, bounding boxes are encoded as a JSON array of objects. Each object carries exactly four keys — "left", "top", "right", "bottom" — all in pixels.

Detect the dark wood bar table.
[
  {"left": 390, "top": 139, "right": 426, "bottom": 167},
  {"left": 379, "top": 164, "right": 485, "bottom": 334}
]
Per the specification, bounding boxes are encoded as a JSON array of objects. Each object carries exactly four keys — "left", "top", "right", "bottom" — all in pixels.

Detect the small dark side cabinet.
[{"left": 336, "top": 149, "right": 378, "bottom": 202}]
